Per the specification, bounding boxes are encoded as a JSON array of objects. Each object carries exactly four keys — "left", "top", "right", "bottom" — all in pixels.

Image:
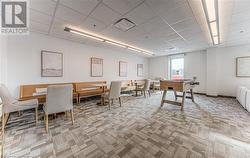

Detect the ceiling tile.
[
  {"left": 30, "top": 0, "right": 57, "bottom": 16},
  {"left": 60, "top": 0, "right": 100, "bottom": 15},
  {"left": 124, "top": 3, "right": 156, "bottom": 25},
  {"left": 136, "top": 17, "right": 172, "bottom": 34},
  {"left": 171, "top": 17, "right": 200, "bottom": 32},
  {"left": 49, "top": 19, "right": 72, "bottom": 40},
  {"left": 30, "top": 9, "right": 52, "bottom": 26},
  {"left": 79, "top": 17, "right": 107, "bottom": 32},
  {"left": 103, "top": 0, "right": 143, "bottom": 15},
  {"left": 55, "top": 5, "right": 87, "bottom": 26},
  {"left": 146, "top": 0, "right": 185, "bottom": 15},
  {"left": 160, "top": 2, "right": 193, "bottom": 25},
  {"left": 30, "top": 20, "right": 50, "bottom": 34},
  {"left": 232, "top": 0, "right": 250, "bottom": 14},
  {"left": 90, "top": 3, "right": 121, "bottom": 25}
]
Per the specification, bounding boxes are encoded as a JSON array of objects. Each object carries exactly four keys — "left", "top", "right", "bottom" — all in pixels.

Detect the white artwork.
[
  {"left": 137, "top": 64, "right": 143, "bottom": 77},
  {"left": 119, "top": 61, "right": 127, "bottom": 77},
  {"left": 236, "top": 56, "right": 250, "bottom": 77},
  {"left": 41, "top": 51, "right": 63, "bottom": 77},
  {"left": 91, "top": 57, "right": 103, "bottom": 77}
]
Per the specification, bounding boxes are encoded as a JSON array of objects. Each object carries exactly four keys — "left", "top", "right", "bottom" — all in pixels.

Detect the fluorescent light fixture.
[
  {"left": 205, "top": 0, "right": 216, "bottom": 22},
  {"left": 65, "top": 28, "right": 104, "bottom": 42},
  {"left": 210, "top": 21, "right": 218, "bottom": 36},
  {"left": 213, "top": 36, "right": 219, "bottom": 45},
  {"left": 105, "top": 40, "right": 127, "bottom": 48},
  {"left": 128, "top": 47, "right": 141, "bottom": 52},
  {"left": 202, "top": 0, "right": 220, "bottom": 45},
  {"left": 64, "top": 27, "right": 154, "bottom": 56}
]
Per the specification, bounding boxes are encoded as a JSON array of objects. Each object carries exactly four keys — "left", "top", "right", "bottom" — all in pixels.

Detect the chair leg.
[
  {"left": 108, "top": 100, "right": 111, "bottom": 110},
  {"left": 148, "top": 90, "right": 151, "bottom": 97},
  {"left": 70, "top": 109, "right": 74, "bottom": 125},
  {"left": 111, "top": 99, "right": 113, "bottom": 105},
  {"left": 35, "top": 107, "right": 38, "bottom": 125},
  {"left": 119, "top": 97, "right": 122, "bottom": 107},
  {"left": 45, "top": 114, "right": 48, "bottom": 133},
  {"left": 144, "top": 91, "right": 146, "bottom": 98}
]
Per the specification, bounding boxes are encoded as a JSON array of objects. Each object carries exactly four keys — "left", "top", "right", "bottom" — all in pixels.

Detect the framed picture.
[
  {"left": 41, "top": 50, "right": 63, "bottom": 77},
  {"left": 91, "top": 57, "right": 103, "bottom": 77},
  {"left": 119, "top": 61, "right": 127, "bottom": 77},
  {"left": 137, "top": 64, "right": 143, "bottom": 77},
  {"left": 236, "top": 56, "right": 250, "bottom": 77}
]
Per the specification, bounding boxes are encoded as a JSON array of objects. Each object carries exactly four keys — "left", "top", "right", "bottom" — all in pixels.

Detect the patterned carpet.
[{"left": 3, "top": 92, "right": 250, "bottom": 158}]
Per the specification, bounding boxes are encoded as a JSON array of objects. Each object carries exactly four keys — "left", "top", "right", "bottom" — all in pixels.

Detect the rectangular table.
[{"left": 160, "top": 79, "right": 199, "bottom": 110}]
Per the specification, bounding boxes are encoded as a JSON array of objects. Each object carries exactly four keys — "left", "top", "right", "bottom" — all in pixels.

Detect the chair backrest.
[
  {"left": 109, "top": 81, "right": 122, "bottom": 99},
  {"left": 0, "top": 84, "right": 16, "bottom": 105},
  {"left": 45, "top": 84, "right": 73, "bottom": 114},
  {"left": 143, "top": 79, "right": 151, "bottom": 91}
]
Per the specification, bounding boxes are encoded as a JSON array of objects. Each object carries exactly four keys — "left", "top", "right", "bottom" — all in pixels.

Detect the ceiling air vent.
[{"left": 114, "top": 18, "right": 136, "bottom": 32}]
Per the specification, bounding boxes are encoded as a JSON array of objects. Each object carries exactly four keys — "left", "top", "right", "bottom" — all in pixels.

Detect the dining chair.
[
  {"left": 102, "top": 81, "right": 122, "bottom": 110},
  {"left": 0, "top": 84, "right": 38, "bottom": 129},
  {"left": 43, "top": 84, "right": 74, "bottom": 133},
  {"left": 139, "top": 79, "right": 151, "bottom": 98}
]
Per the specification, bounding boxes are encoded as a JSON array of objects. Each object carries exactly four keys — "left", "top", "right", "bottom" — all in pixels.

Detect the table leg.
[
  {"left": 135, "top": 84, "right": 138, "bottom": 96},
  {"left": 181, "top": 91, "right": 186, "bottom": 111},
  {"left": 174, "top": 91, "right": 177, "bottom": 101},
  {"left": 190, "top": 89, "right": 194, "bottom": 102},
  {"left": 101, "top": 86, "right": 105, "bottom": 105},
  {"left": 161, "top": 90, "right": 167, "bottom": 107}
]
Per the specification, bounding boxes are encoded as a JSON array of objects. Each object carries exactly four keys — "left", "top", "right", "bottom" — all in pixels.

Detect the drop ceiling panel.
[
  {"left": 59, "top": 0, "right": 100, "bottom": 15},
  {"left": 49, "top": 19, "right": 72, "bottom": 40},
  {"left": 30, "top": 0, "right": 57, "bottom": 16},
  {"left": 102, "top": 0, "right": 144, "bottom": 15},
  {"left": 80, "top": 17, "right": 107, "bottom": 32},
  {"left": 232, "top": 0, "right": 250, "bottom": 14},
  {"left": 125, "top": 3, "right": 156, "bottom": 25},
  {"left": 146, "top": 0, "right": 185, "bottom": 16},
  {"left": 55, "top": 5, "right": 87, "bottom": 25},
  {"left": 160, "top": 2, "right": 193, "bottom": 25},
  {"left": 30, "top": 20, "right": 50, "bottom": 35},
  {"left": 89, "top": 3, "right": 121, "bottom": 25},
  {"left": 30, "top": 9, "right": 53, "bottom": 26},
  {"left": 136, "top": 17, "right": 173, "bottom": 34},
  {"left": 171, "top": 17, "right": 200, "bottom": 32}
]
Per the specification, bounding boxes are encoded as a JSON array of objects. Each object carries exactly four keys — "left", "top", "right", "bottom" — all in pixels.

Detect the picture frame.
[
  {"left": 41, "top": 50, "right": 63, "bottom": 77},
  {"left": 236, "top": 56, "right": 250, "bottom": 77},
  {"left": 119, "top": 61, "right": 127, "bottom": 77},
  {"left": 91, "top": 57, "right": 103, "bottom": 77},
  {"left": 137, "top": 64, "right": 143, "bottom": 77}
]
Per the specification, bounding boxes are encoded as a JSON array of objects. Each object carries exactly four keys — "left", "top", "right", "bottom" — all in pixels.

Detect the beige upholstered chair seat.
[{"left": 4, "top": 99, "right": 38, "bottom": 113}]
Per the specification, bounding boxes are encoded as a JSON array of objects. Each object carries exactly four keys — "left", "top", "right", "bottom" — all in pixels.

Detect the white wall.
[
  {"left": 148, "top": 56, "right": 168, "bottom": 79},
  {"left": 206, "top": 45, "right": 250, "bottom": 96},
  {"left": 149, "top": 44, "right": 250, "bottom": 97},
  {"left": 5, "top": 33, "right": 149, "bottom": 97},
  {"left": 184, "top": 51, "right": 207, "bottom": 93}
]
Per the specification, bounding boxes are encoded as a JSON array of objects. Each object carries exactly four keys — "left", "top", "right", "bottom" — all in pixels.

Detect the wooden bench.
[
  {"left": 121, "top": 80, "right": 136, "bottom": 92},
  {"left": 75, "top": 81, "right": 107, "bottom": 104},
  {"left": 19, "top": 83, "right": 78, "bottom": 104}
]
